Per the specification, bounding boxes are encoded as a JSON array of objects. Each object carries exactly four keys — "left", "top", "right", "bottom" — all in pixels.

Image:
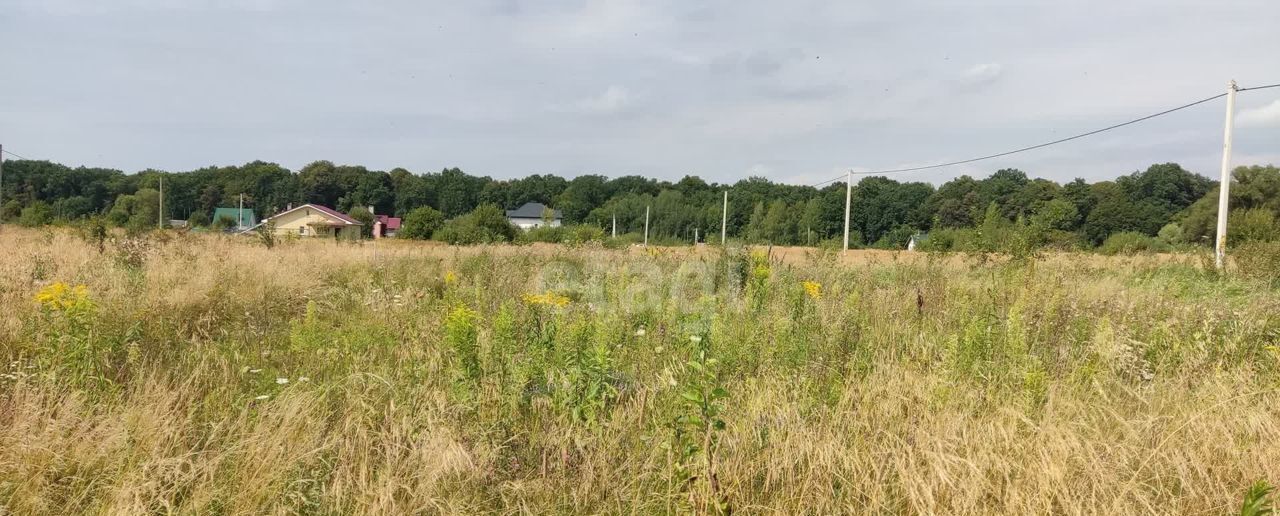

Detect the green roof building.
[{"left": 211, "top": 207, "right": 257, "bottom": 231}]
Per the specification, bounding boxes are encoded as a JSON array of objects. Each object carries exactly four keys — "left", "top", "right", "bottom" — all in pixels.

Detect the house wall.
[
  {"left": 267, "top": 208, "right": 360, "bottom": 239},
  {"left": 509, "top": 217, "right": 562, "bottom": 230}
]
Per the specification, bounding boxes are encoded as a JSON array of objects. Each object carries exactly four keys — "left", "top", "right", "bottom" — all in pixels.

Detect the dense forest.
[{"left": 2, "top": 158, "right": 1278, "bottom": 251}]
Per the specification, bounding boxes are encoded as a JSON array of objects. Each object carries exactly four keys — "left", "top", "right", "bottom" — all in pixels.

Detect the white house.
[{"left": 506, "top": 202, "right": 562, "bottom": 230}]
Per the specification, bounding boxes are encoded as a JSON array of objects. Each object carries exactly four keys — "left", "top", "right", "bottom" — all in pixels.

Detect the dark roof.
[{"left": 505, "top": 202, "right": 562, "bottom": 219}]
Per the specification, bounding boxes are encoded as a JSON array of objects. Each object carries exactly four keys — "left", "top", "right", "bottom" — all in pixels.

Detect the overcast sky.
[{"left": 2, "top": 0, "right": 1278, "bottom": 186}]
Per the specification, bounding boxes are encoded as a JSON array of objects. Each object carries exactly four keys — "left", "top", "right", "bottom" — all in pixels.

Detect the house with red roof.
[
  {"left": 242, "top": 203, "right": 363, "bottom": 240},
  {"left": 373, "top": 214, "right": 401, "bottom": 238}
]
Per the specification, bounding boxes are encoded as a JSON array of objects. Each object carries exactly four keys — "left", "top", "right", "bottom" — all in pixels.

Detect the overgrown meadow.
[{"left": 1, "top": 227, "right": 1278, "bottom": 514}]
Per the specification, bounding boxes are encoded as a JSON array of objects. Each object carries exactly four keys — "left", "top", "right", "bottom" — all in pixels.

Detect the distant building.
[
  {"left": 242, "top": 204, "right": 362, "bottom": 240},
  {"left": 211, "top": 207, "right": 257, "bottom": 231},
  {"left": 374, "top": 214, "right": 401, "bottom": 238},
  {"left": 506, "top": 202, "right": 562, "bottom": 230}
]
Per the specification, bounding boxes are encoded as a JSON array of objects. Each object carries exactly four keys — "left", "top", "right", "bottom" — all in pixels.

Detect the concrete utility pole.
[
  {"left": 0, "top": 143, "right": 4, "bottom": 225},
  {"left": 694, "top": 227, "right": 698, "bottom": 244},
  {"left": 644, "top": 205, "right": 650, "bottom": 246},
  {"left": 1214, "top": 80, "right": 1239, "bottom": 270},
  {"left": 611, "top": 213, "right": 617, "bottom": 238},
  {"left": 158, "top": 177, "right": 164, "bottom": 229},
  {"left": 238, "top": 194, "right": 245, "bottom": 230},
  {"left": 842, "top": 170, "right": 853, "bottom": 251},
  {"left": 720, "top": 190, "right": 727, "bottom": 245}
]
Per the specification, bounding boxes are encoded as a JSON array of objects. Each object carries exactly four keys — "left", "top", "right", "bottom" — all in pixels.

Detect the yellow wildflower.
[
  {"left": 444, "top": 271, "right": 458, "bottom": 285},
  {"left": 802, "top": 280, "right": 822, "bottom": 300},
  {"left": 34, "top": 282, "right": 91, "bottom": 311},
  {"left": 522, "top": 291, "right": 571, "bottom": 307}
]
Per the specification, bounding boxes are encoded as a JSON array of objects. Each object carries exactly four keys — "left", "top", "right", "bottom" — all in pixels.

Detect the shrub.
[
  {"left": 77, "top": 217, "right": 109, "bottom": 253},
  {"left": 1228, "top": 208, "right": 1280, "bottom": 244},
  {"left": 255, "top": 220, "right": 278, "bottom": 249},
  {"left": 1042, "top": 229, "right": 1085, "bottom": 251},
  {"left": 19, "top": 201, "right": 54, "bottom": 227},
  {"left": 523, "top": 225, "right": 566, "bottom": 243},
  {"left": 434, "top": 204, "right": 519, "bottom": 245},
  {"left": 1158, "top": 222, "right": 1185, "bottom": 245},
  {"left": 1097, "top": 231, "right": 1170, "bottom": 255},
  {"left": 1235, "top": 240, "right": 1280, "bottom": 285},
  {"left": 565, "top": 224, "right": 605, "bottom": 244},
  {"left": 399, "top": 206, "right": 445, "bottom": 239},
  {"left": 346, "top": 208, "right": 374, "bottom": 238},
  {"left": 187, "top": 211, "right": 210, "bottom": 228}
]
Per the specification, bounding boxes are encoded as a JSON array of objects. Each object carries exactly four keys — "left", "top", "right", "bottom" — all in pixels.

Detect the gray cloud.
[{"left": 1, "top": 0, "right": 1277, "bottom": 186}]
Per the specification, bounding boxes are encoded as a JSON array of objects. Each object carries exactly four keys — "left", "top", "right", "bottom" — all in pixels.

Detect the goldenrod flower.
[
  {"left": 444, "top": 271, "right": 458, "bottom": 285},
  {"left": 34, "top": 282, "right": 92, "bottom": 312},
  {"left": 522, "top": 291, "right": 571, "bottom": 307},
  {"left": 802, "top": 280, "right": 822, "bottom": 300}
]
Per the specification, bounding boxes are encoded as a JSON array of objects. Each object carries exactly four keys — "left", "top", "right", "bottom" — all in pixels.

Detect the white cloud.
[
  {"left": 574, "top": 85, "right": 632, "bottom": 115},
  {"left": 961, "top": 63, "right": 1003, "bottom": 85},
  {"left": 1238, "top": 100, "right": 1280, "bottom": 128}
]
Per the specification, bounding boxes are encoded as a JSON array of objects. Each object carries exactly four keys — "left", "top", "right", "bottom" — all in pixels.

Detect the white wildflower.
[
  {"left": 254, "top": 395, "right": 270, "bottom": 400},
  {"left": 634, "top": 328, "right": 646, "bottom": 337},
  {"left": 689, "top": 335, "right": 702, "bottom": 344},
  {"left": 276, "top": 377, "right": 289, "bottom": 384},
  {"left": 248, "top": 368, "right": 262, "bottom": 374},
  {"left": 297, "top": 376, "right": 310, "bottom": 382}
]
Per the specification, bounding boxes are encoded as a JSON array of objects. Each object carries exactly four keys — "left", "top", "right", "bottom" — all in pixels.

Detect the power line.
[
  {"left": 0, "top": 148, "right": 30, "bottom": 160},
  {"left": 851, "top": 91, "right": 1227, "bottom": 177},
  {"left": 808, "top": 81, "right": 1278, "bottom": 187},
  {"left": 1239, "top": 83, "right": 1280, "bottom": 92}
]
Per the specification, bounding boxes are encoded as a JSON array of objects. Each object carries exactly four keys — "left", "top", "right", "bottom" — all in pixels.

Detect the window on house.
[{"left": 298, "top": 227, "right": 305, "bottom": 235}]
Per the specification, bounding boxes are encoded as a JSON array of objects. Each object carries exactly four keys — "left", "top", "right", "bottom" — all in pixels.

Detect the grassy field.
[{"left": 1, "top": 227, "right": 1278, "bottom": 514}]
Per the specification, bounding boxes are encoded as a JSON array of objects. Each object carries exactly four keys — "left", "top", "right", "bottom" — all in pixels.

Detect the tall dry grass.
[{"left": 0, "top": 226, "right": 1277, "bottom": 514}]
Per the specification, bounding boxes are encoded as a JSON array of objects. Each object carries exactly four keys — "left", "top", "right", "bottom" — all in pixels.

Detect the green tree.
[
  {"left": 744, "top": 201, "right": 766, "bottom": 243},
  {"left": 434, "top": 204, "right": 519, "bottom": 245},
  {"left": 400, "top": 206, "right": 445, "bottom": 239},
  {"left": 1028, "top": 198, "right": 1079, "bottom": 232},
  {"left": 19, "top": 201, "right": 54, "bottom": 226},
  {"left": 760, "top": 200, "right": 794, "bottom": 244},
  {"left": 1181, "top": 165, "right": 1280, "bottom": 245},
  {"left": 346, "top": 208, "right": 375, "bottom": 238}
]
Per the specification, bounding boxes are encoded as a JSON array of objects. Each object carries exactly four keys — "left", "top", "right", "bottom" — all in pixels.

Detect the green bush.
[
  {"left": 346, "top": 208, "right": 375, "bottom": 238},
  {"left": 187, "top": 211, "right": 211, "bottom": 228},
  {"left": 434, "top": 204, "right": 519, "bottom": 245},
  {"left": 523, "top": 225, "right": 566, "bottom": 243},
  {"left": 399, "top": 206, "right": 445, "bottom": 240},
  {"left": 1097, "top": 231, "right": 1170, "bottom": 255},
  {"left": 1234, "top": 240, "right": 1280, "bottom": 285},
  {"left": 210, "top": 215, "right": 237, "bottom": 232},
  {"left": 1042, "top": 229, "right": 1086, "bottom": 251},
  {"left": 565, "top": 224, "right": 605, "bottom": 244},
  {"left": 1158, "top": 222, "right": 1185, "bottom": 245},
  {"left": 1228, "top": 208, "right": 1280, "bottom": 244},
  {"left": 19, "top": 201, "right": 54, "bottom": 227}
]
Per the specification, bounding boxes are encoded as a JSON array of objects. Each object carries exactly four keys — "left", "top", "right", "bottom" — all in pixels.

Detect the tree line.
[{"left": 2, "top": 158, "right": 1277, "bottom": 250}]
